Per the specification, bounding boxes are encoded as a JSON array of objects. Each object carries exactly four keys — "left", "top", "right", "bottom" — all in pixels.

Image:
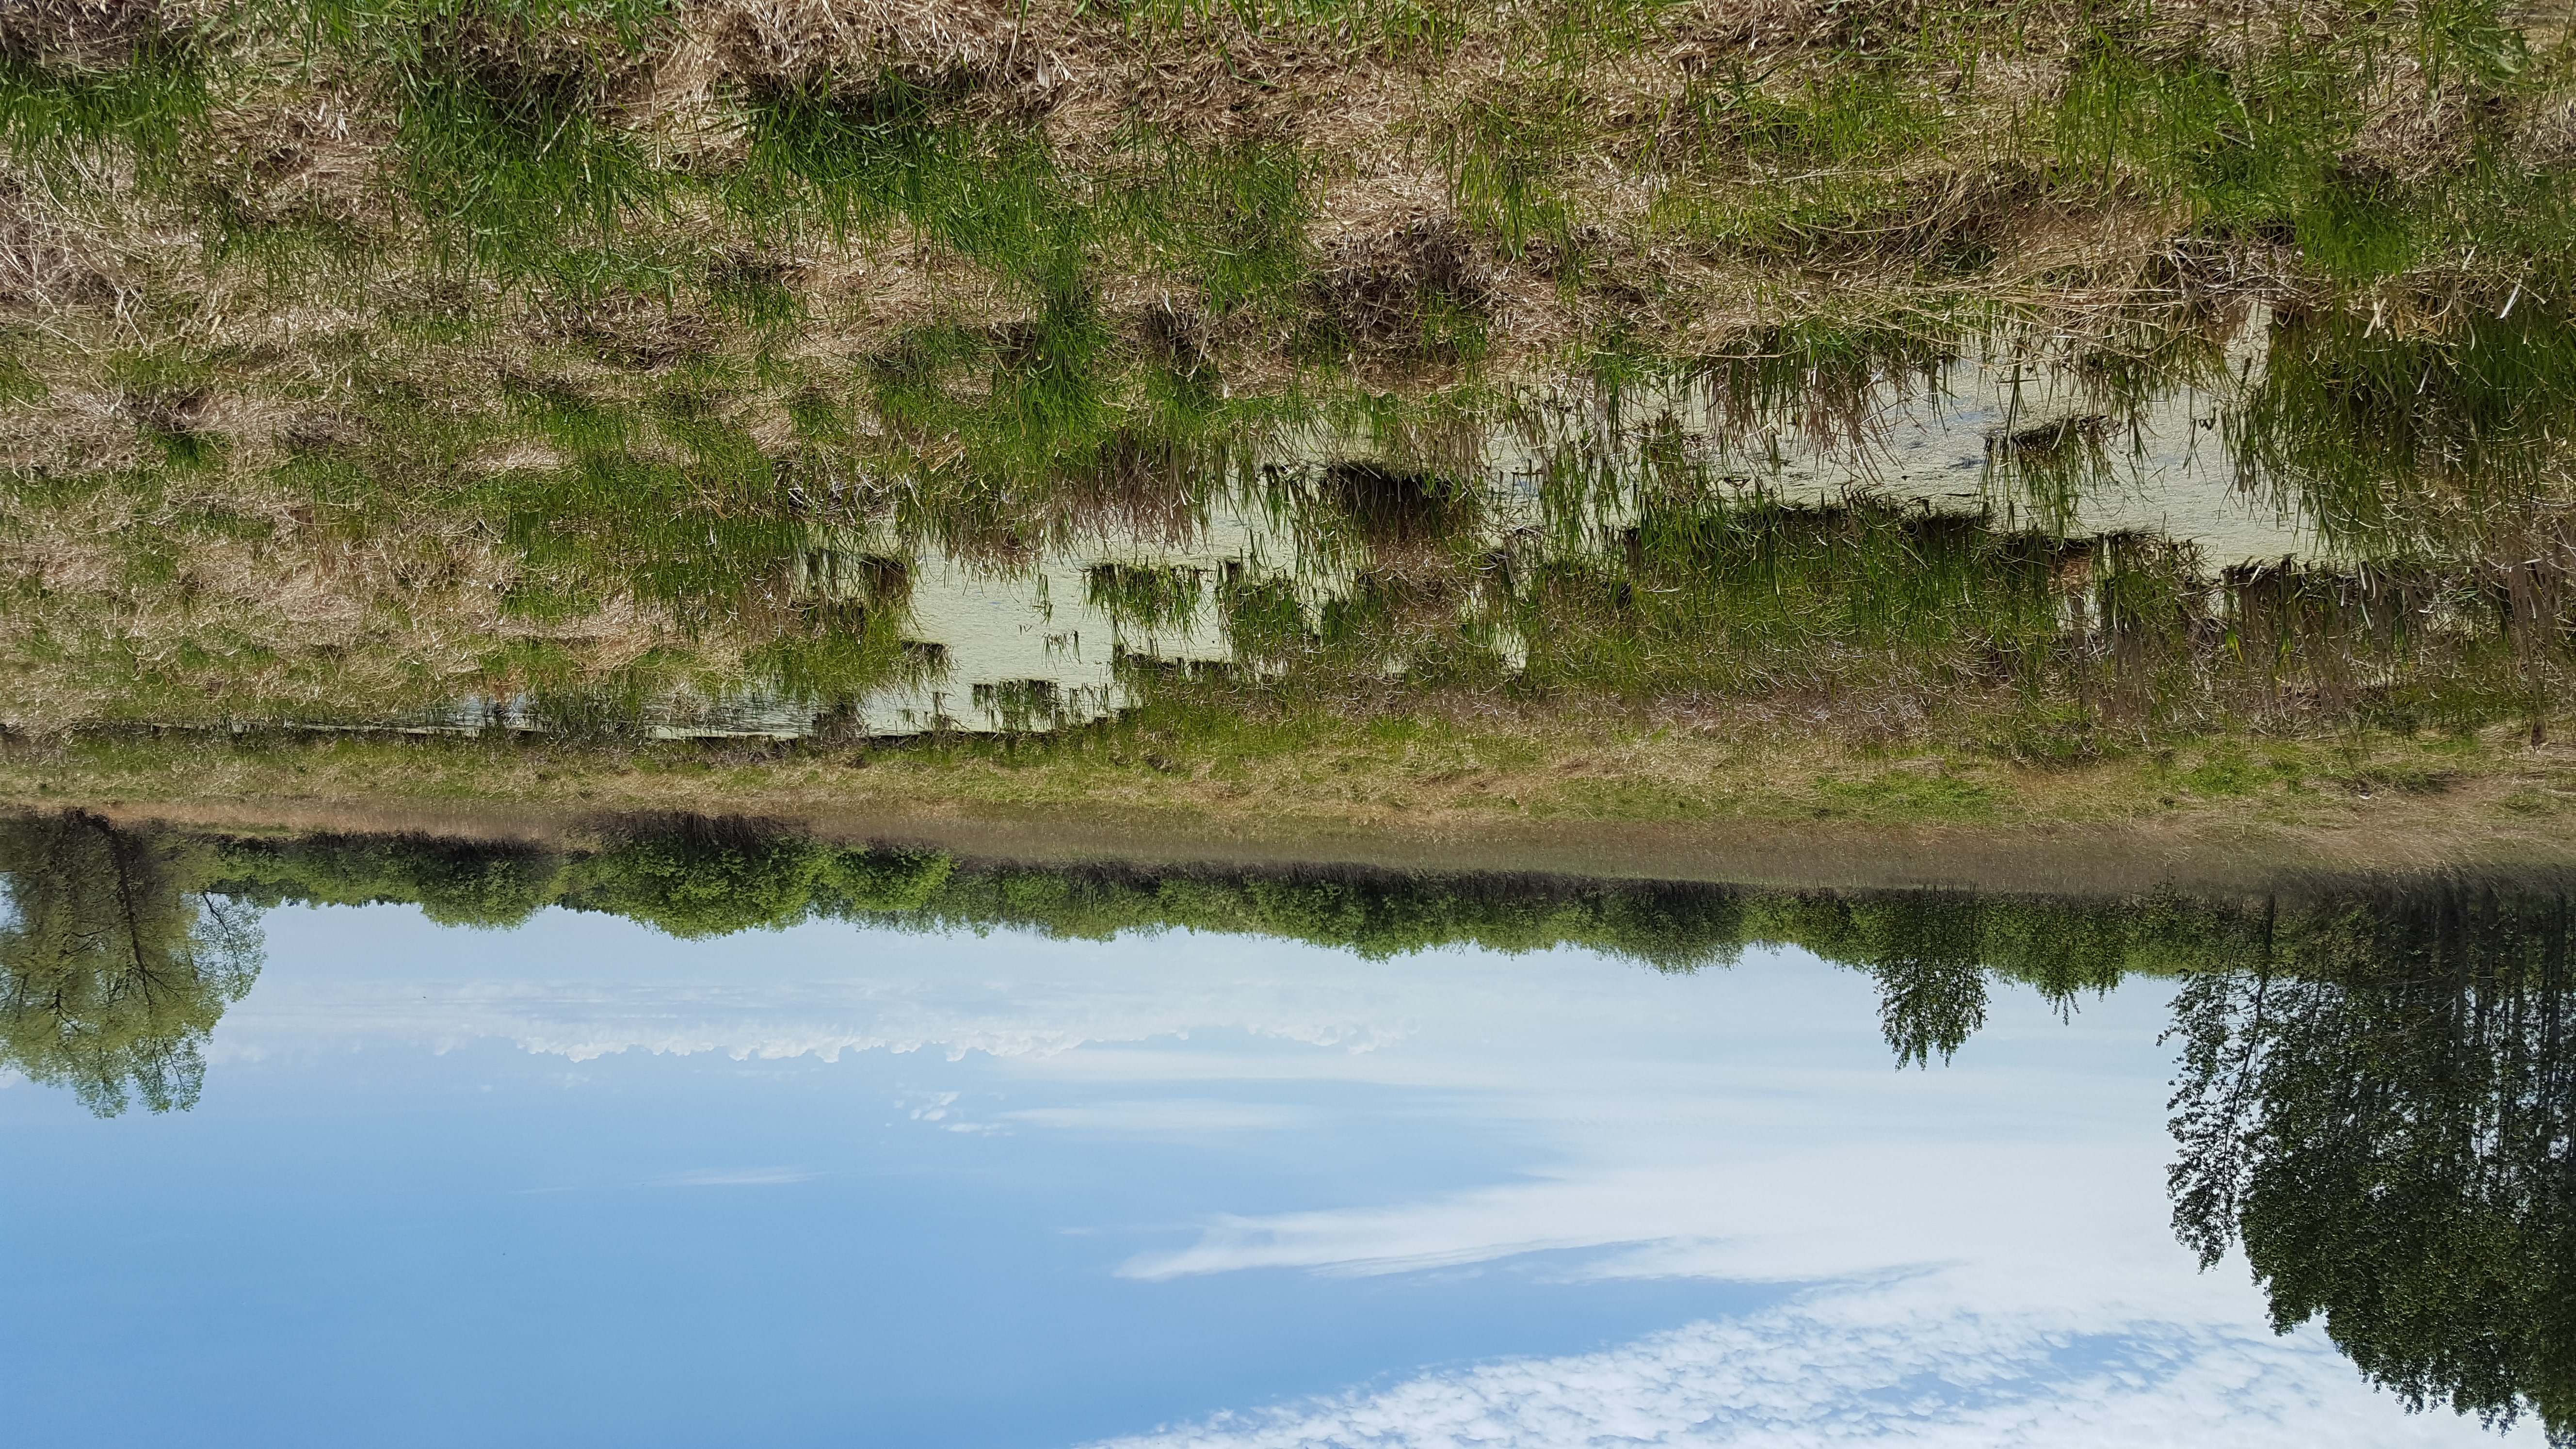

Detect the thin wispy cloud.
[
  {"left": 1005, "top": 1100, "right": 1321, "bottom": 1135},
  {"left": 1114, "top": 1141, "right": 2176, "bottom": 1305},
  {"left": 207, "top": 939, "right": 1418, "bottom": 1067}
]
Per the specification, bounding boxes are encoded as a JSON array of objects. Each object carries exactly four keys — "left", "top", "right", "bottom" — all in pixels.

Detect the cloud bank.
[{"left": 1086, "top": 1290, "right": 2527, "bottom": 1449}]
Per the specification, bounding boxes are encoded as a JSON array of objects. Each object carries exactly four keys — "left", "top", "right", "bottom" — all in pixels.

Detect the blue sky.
[{"left": 0, "top": 903, "right": 2535, "bottom": 1447}]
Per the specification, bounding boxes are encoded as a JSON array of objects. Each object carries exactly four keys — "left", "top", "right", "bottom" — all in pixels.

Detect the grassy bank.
[
  {"left": 6, "top": 0, "right": 2570, "bottom": 380},
  {"left": 7, "top": 0, "right": 2576, "bottom": 776},
  {"left": 14, "top": 701, "right": 2576, "bottom": 880}
]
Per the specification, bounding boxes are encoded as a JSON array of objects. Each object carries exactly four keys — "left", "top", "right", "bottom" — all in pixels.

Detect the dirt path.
[{"left": 47, "top": 790, "right": 2576, "bottom": 897}]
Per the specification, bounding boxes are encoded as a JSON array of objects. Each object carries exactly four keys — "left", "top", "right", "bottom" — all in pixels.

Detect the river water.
[{"left": 0, "top": 895, "right": 2538, "bottom": 1448}]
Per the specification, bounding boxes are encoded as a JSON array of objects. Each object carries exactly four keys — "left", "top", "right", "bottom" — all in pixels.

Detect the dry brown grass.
[
  {"left": 1306, "top": 211, "right": 1493, "bottom": 357},
  {"left": 2515, "top": 93, "right": 2576, "bottom": 170},
  {"left": 201, "top": 92, "right": 385, "bottom": 237},
  {"left": 0, "top": 180, "right": 122, "bottom": 310},
  {"left": 0, "top": 386, "right": 146, "bottom": 472},
  {"left": 697, "top": 0, "right": 1074, "bottom": 108},
  {"left": 2340, "top": 55, "right": 2482, "bottom": 186},
  {"left": 0, "top": 0, "right": 195, "bottom": 72},
  {"left": 0, "top": 0, "right": 2487, "bottom": 429},
  {"left": 0, "top": 462, "right": 716, "bottom": 731},
  {"left": 419, "top": 1, "right": 673, "bottom": 114}
]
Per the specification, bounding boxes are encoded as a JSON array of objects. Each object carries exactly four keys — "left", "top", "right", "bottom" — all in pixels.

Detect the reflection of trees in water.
[
  {"left": 0, "top": 812, "right": 262, "bottom": 1117},
  {"left": 2167, "top": 885, "right": 2576, "bottom": 1443},
  {"left": 6, "top": 807, "right": 2573, "bottom": 1436},
  {"left": 1750, "top": 891, "right": 1993, "bottom": 1067}
]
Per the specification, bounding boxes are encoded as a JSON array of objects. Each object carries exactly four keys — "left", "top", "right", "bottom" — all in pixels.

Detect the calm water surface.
[{"left": 0, "top": 902, "right": 2535, "bottom": 1448}]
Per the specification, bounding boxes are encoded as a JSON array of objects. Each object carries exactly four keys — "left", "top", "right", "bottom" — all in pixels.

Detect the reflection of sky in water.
[{"left": 0, "top": 906, "right": 2535, "bottom": 1447}]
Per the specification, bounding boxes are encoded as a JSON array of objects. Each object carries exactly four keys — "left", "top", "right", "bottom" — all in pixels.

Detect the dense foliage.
[
  {"left": 0, "top": 810, "right": 260, "bottom": 1114},
  {"left": 2170, "top": 882, "right": 2576, "bottom": 1443}
]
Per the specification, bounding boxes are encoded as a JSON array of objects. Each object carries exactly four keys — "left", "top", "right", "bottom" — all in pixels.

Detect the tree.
[
  {"left": 559, "top": 816, "right": 834, "bottom": 938},
  {"left": 2166, "top": 882, "right": 2576, "bottom": 1444},
  {"left": 0, "top": 811, "right": 262, "bottom": 1116},
  {"left": 1743, "top": 891, "right": 1990, "bottom": 1065}
]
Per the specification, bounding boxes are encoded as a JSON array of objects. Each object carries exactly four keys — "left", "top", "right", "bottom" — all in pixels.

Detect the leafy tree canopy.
[
  {"left": 0, "top": 812, "right": 262, "bottom": 1116},
  {"left": 2169, "top": 884, "right": 2576, "bottom": 1444}
]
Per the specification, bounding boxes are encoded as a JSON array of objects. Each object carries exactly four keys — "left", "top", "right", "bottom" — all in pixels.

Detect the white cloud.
[
  {"left": 208, "top": 918, "right": 1425, "bottom": 1067},
  {"left": 1084, "top": 1289, "right": 2535, "bottom": 1449},
  {"left": 1115, "top": 1139, "right": 2200, "bottom": 1311},
  {"left": 210, "top": 908, "right": 2521, "bottom": 1447}
]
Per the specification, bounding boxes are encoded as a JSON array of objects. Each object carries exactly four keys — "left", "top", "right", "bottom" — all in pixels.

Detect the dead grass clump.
[
  {"left": 2138, "top": 233, "right": 2300, "bottom": 306},
  {"left": 0, "top": 386, "right": 144, "bottom": 471},
  {"left": 0, "top": 182, "right": 117, "bottom": 307},
  {"left": 1059, "top": 429, "right": 1208, "bottom": 549},
  {"left": 203, "top": 99, "right": 384, "bottom": 236},
  {"left": 1316, "top": 462, "right": 1481, "bottom": 565},
  {"left": 1136, "top": 298, "right": 1209, "bottom": 372},
  {"left": 1100, "top": 18, "right": 1349, "bottom": 143},
  {"left": 1305, "top": 215, "right": 1492, "bottom": 359},
  {"left": 468, "top": 436, "right": 568, "bottom": 475},
  {"left": 279, "top": 409, "right": 362, "bottom": 452},
  {"left": 1661, "top": 0, "right": 1859, "bottom": 69},
  {"left": 119, "top": 375, "right": 211, "bottom": 435},
  {"left": 2338, "top": 61, "right": 2484, "bottom": 186},
  {"left": 1886, "top": 160, "right": 2053, "bottom": 264},
  {"left": 2513, "top": 95, "right": 2576, "bottom": 172},
  {"left": 700, "top": 0, "right": 1068, "bottom": 108},
  {"left": 1704, "top": 161, "right": 2052, "bottom": 275},
  {"left": 414, "top": 2, "right": 669, "bottom": 119},
  {"left": 704, "top": 242, "right": 802, "bottom": 294},
  {"left": 539, "top": 292, "right": 718, "bottom": 370},
  {"left": 0, "top": 0, "right": 190, "bottom": 72}
]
